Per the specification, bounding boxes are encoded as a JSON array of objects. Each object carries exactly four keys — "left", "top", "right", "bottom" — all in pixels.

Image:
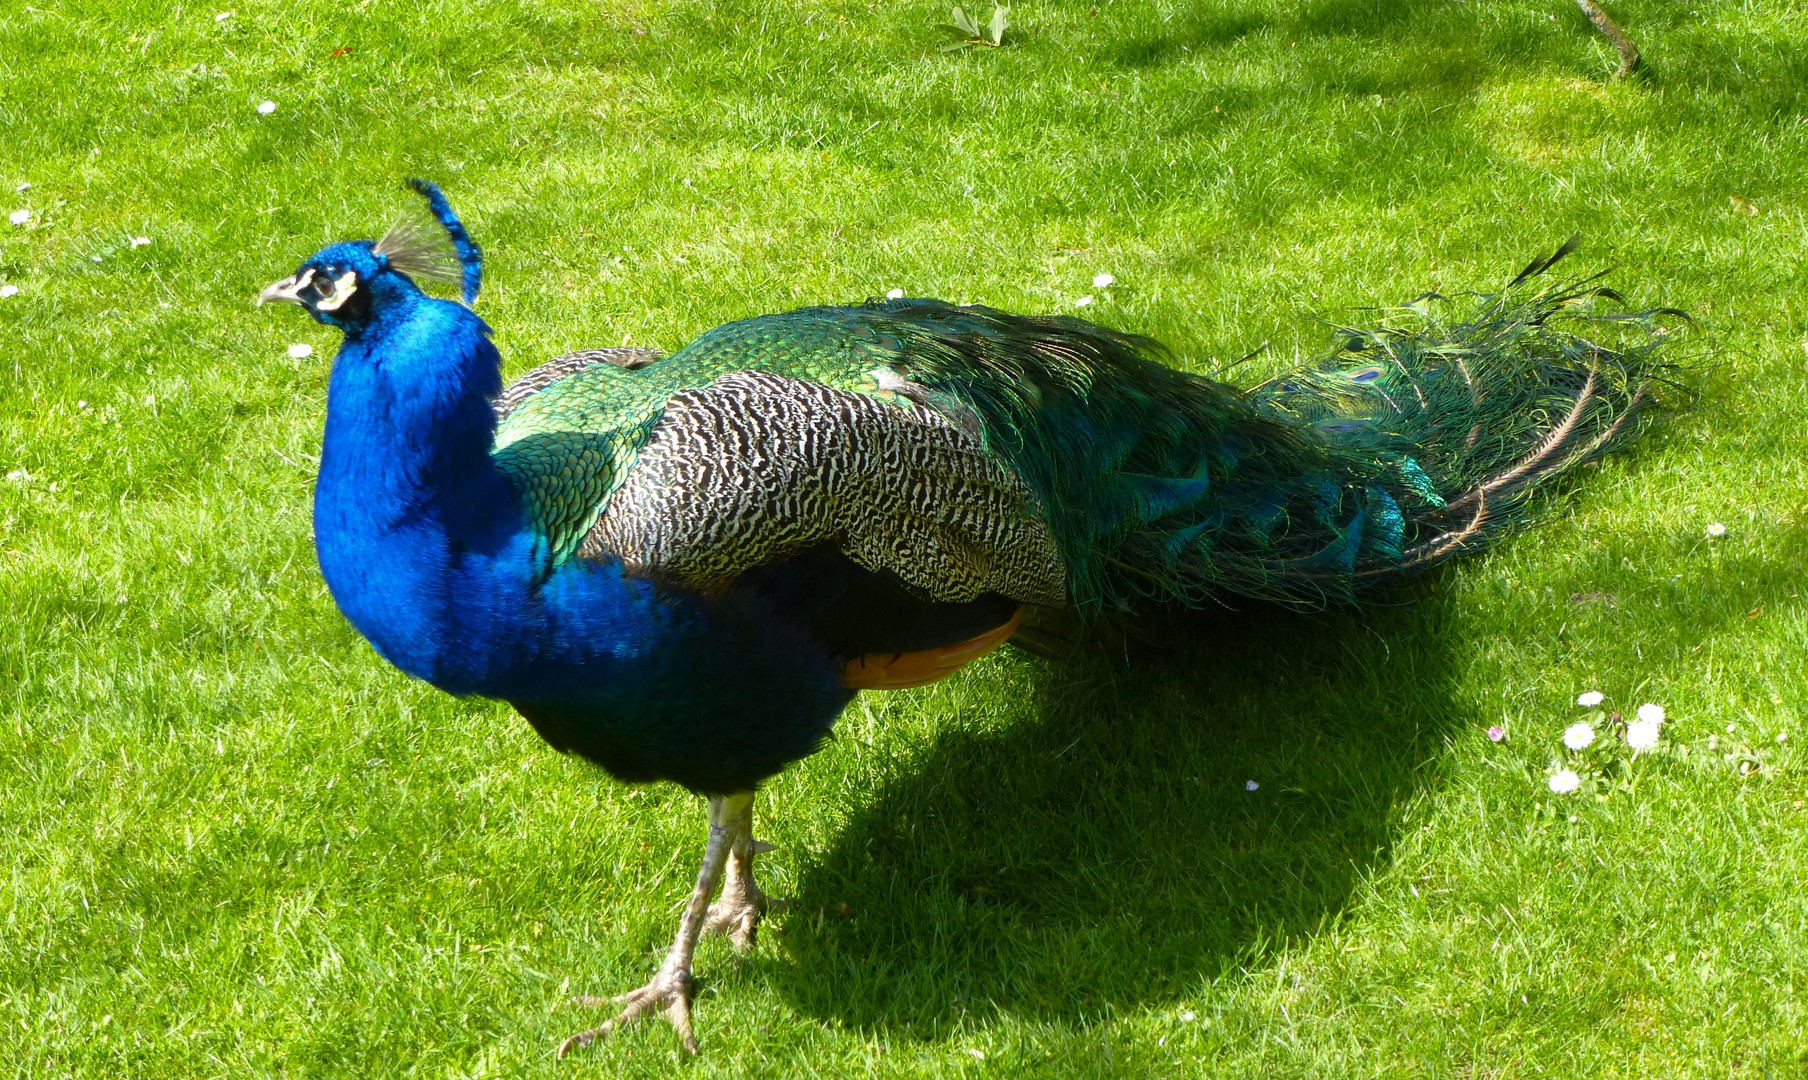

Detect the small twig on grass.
[{"left": 1573, "top": 0, "right": 1641, "bottom": 79}]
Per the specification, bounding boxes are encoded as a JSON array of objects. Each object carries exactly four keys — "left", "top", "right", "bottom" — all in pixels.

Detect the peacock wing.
[
  {"left": 489, "top": 335, "right": 1067, "bottom": 605},
  {"left": 487, "top": 316, "right": 924, "bottom": 573},
  {"left": 579, "top": 370, "right": 1068, "bottom": 607}
]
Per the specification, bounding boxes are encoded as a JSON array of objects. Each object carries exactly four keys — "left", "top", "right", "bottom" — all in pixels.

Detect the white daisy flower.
[
  {"left": 1179, "top": 1011, "right": 1197, "bottom": 1022},
  {"left": 0, "top": 284, "right": 17, "bottom": 299},
  {"left": 1073, "top": 295, "right": 1093, "bottom": 307},
  {"left": 5, "top": 469, "right": 28, "bottom": 482},
  {"left": 288, "top": 343, "right": 314, "bottom": 359},
  {"left": 257, "top": 100, "right": 277, "bottom": 115},
  {"left": 130, "top": 236, "right": 150, "bottom": 248},
  {"left": 885, "top": 288, "right": 903, "bottom": 300},
  {"left": 1576, "top": 690, "right": 1605, "bottom": 707},
  {"left": 1548, "top": 769, "right": 1581, "bottom": 794},
  {"left": 1637, "top": 703, "right": 1665, "bottom": 724},
  {"left": 1092, "top": 272, "right": 1115, "bottom": 288},
  {"left": 1624, "top": 719, "right": 1661, "bottom": 751},
  {"left": 1706, "top": 522, "right": 1727, "bottom": 538},
  {"left": 1563, "top": 722, "right": 1595, "bottom": 750},
  {"left": 8, "top": 209, "right": 29, "bottom": 226}
]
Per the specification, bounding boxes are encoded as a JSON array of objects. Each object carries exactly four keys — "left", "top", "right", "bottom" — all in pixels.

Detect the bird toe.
[{"left": 557, "top": 970, "right": 696, "bottom": 1056}]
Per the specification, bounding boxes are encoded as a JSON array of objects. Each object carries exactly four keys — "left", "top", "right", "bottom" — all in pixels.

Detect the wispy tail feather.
[
  {"left": 1099, "top": 243, "right": 1684, "bottom": 610},
  {"left": 1247, "top": 243, "right": 1683, "bottom": 595}
]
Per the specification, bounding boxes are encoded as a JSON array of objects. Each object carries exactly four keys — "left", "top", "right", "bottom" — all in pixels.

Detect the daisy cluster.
[
  {"left": 1541, "top": 692, "right": 1669, "bottom": 797},
  {"left": 1526, "top": 686, "right": 1794, "bottom": 799}
]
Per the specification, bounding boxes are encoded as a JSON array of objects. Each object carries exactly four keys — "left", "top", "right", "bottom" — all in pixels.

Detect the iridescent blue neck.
[
  {"left": 310, "top": 291, "right": 680, "bottom": 696},
  {"left": 313, "top": 292, "right": 527, "bottom": 683}
]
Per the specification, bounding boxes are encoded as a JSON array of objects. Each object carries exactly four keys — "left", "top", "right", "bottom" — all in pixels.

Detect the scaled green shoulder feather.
[{"left": 490, "top": 308, "right": 917, "bottom": 572}]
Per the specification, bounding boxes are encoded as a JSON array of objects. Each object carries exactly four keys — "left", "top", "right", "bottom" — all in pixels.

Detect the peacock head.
[{"left": 259, "top": 179, "right": 482, "bottom": 334}]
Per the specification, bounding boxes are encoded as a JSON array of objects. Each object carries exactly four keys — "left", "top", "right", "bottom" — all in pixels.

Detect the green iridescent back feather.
[
  {"left": 491, "top": 317, "right": 907, "bottom": 568},
  {"left": 494, "top": 247, "right": 1678, "bottom": 608}
]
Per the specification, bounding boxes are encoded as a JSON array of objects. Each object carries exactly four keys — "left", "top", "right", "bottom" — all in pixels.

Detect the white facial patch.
[{"left": 313, "top": 269, "right": 360, "bottom": 312}]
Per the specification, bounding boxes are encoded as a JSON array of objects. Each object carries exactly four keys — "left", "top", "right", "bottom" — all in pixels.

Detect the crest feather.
[
  {"left": 374, "top": 179, "right": 483, "bottom": 305},
  {"left": 374, "top": 216, "right": 463, "bottom": 289}
]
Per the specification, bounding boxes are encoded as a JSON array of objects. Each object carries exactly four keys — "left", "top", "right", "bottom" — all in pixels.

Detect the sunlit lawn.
[{"left": 3, "top": 0, "right": 1806, "bottom": 1075}]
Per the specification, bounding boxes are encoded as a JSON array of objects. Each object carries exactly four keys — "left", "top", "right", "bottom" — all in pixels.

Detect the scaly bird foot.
[
  {"left": 559, "top": 793, "right": 759, "bottom": 1057},
  {"left": 704, "top": 837, "right": 785, "bottom": 951},
  {"left": 558, "top": 967, "right": 698, "bottom": 1057},
  {"left": 703, "top": 881, "right": 786, "bottom": 951}
]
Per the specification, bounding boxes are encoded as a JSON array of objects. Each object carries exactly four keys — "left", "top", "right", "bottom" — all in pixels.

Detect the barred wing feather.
[{"left": 494, "top": 359, "right": 1067, "bottom": 606}]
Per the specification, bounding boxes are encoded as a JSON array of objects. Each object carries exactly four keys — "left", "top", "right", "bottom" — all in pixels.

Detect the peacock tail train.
[{"left": 1078, "top": 241, "right": 1681, "bottom": 611}]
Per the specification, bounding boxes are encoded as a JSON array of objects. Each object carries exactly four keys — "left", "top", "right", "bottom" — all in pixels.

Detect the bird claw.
[
  {"left": 557, "top": 968, "right": 698, "bottom": 1057},
  {"left": 703, "top": 887, "right": 786, "bottom": 951},
  {"left": 703, "top": 840, "right": 785, "bottom": 952}
]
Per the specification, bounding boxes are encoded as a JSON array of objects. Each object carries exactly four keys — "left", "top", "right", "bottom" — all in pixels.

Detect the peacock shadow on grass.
[
  {"left": 1112, "top": 0, "right": 1442, "bottom": 72},
  {"left": 1105, "top": 0, "right": 1553, "bottom": 91},
  {"left": 766, "top": 587, "right": 1463, "bottom": 1036}
]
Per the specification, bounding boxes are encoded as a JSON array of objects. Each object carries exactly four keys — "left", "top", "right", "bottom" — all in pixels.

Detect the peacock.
[{"left": 260, "top": 180, "right": 1676, "bottom": 1055}]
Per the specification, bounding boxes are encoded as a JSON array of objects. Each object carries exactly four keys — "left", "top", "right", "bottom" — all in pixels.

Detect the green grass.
[{"left": 3, "top": 0, "right": 1807, "bottom": 1075}]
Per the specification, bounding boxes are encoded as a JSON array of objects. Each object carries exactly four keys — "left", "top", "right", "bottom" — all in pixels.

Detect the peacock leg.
[
  {"left": 558, "top": 791, "right": 751, "bottom": 1057},
  {"left": 703, "top": 792, "right": 786, "bottom": 951}
]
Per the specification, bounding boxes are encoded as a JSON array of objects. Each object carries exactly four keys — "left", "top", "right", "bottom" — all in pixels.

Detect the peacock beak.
[{"left": 258, "top": 269, "right": 314, "bottom": 307}]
